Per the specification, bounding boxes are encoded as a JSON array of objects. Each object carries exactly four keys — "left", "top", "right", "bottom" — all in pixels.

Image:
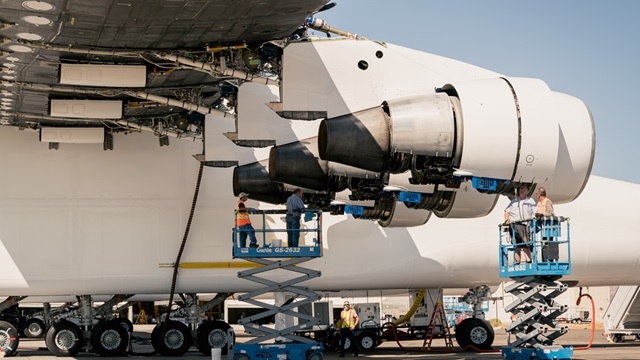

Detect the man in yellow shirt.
[{"left": 339, "top": 301, "right": 359, "bottom": 357}]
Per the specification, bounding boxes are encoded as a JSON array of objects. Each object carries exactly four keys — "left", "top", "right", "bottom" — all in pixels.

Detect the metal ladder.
[
  {"left": 499, "top": 217, "right": 574, "bottom": 360},
  {"left": 424, "top": 300, "right": 453, "bottom": 350}
]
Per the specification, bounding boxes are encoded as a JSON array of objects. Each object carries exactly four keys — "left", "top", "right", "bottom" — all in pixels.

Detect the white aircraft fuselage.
[
  {"left": 0, "top": 39, "right": 636, "bottom": 298},
  {"left": 0, "top": 127, "right": 637, "bottom": 297}
]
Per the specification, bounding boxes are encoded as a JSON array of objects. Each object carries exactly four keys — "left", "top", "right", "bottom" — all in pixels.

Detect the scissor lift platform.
[
  {"left": 232, "top": 209, "right": 322, "bottom": 259},
  {"left": 499, "top": 216, "right": 574, "bottom": 360},
  {"left": 231, "top": 209, "right": 324, "bottom": 360}
]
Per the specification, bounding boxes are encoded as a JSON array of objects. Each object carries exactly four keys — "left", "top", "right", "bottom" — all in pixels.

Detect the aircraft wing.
[{"left": 0, "top": 0, "right": 329, "bottom": 131}]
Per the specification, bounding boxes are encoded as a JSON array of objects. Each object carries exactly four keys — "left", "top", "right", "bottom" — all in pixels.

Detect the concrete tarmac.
[{"left": 7, "top": 324, "right": 640, "bottom": 359}]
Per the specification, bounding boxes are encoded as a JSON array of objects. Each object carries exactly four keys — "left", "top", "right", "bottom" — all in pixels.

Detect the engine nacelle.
[
  {"left": 381, "top": 201, "right": 432, "bottom": 227},
  {"left": 344, "top": 196, "right": 431, "bottom": 228},
  {"left": 233, "top": 161, "right": 286, "bottom": 204},
  {"left": 318, "top": 77, "right": 594, "bottom": 203},
  {"left": 233, "top": 161, "right": 334, "bottom": 208},
  {"left": 389, "top": 173, "right": 497, "bottom": 218},
  {"left": 269, "top": 137, "right": 382, "bottom": 192}
]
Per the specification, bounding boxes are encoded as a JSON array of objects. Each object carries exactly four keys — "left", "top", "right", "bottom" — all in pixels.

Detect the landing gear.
[
  {"left": 196, "top": 320, "right": 234, "bottom": 355},
  {"left": 455, "top": 285, "right": 498, "bottom": 350},
  {"left": 454, "top": 318, "right": 494, "bottom": 350},
  {"left": 0, "top": 320, "right": 19, "bottom": 357},
  {"left": 151, "top": 320, "right": 193, "bottom": 356},
  {"left": 45, "top": 320, "right": 84, "bottom": 357},
  {"left": 22, "top": 317, "right": 46, "bottom": 338},
  {"left": 112, "top": 317, "right": 134, "bottom": 334},
  {"left": 147, "top": 293, "right": 234, "bottom": 356},
  {"left": 90, "top": 319, "right": 129, "bottom": 356}
]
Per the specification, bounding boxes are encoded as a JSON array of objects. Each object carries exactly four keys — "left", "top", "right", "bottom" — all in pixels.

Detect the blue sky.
[{"left": 318, "top": 1, "right": 639, "bottom": 184}]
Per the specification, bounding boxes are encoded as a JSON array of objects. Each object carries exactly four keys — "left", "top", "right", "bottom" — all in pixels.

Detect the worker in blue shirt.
[{"left": 285, "top": 188, "right": 305, "bottom": 247}]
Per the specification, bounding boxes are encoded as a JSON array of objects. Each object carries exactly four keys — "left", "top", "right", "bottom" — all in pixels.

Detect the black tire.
[
  {"left": 306, "top": 351, "right": 323, "bottom": 360},
  {"left": 332, "top": 333, "right": 354, "bottom": 352},
  {"left": 357, "top": 331, "right": 379, "bottom": 351},
  {"left": 455, "top": 318, "right": 494, "bottom": 350},
  {"left": 454, "top": 319, "right": 469, "bottom": 347},
  {"left": 612, "top": 334, "right": 624, "bottom": 343},
  {"left": 112, "top": 318, "right": 134, "bottom": 334},
  {"left": 23, "top": 318, "right": 46, "bottom": 338},
  {"left": 45, "top": 320, "right": 84, "bottom": 357},
  {"left": 234, "top": 354, "right": 250, "bottom": 360},
  {"left": 196, "top": 320, "right": 234, "bottom": 355},
  {"left": 90, "top": 320, "right": 129, "bottom": 356},
  {"left": 150, "top": 320, "right": 192, "bottom": 357},
  {"left": 0, "top": 320, "right": 20, "bottom": 357}
]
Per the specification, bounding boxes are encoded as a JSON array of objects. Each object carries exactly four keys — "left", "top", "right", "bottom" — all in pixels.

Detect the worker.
[
  {"left": 536, "top": 187, "right": 557, "bottom": 261},
  {"left": 339, "top": 301, "right": 360, "bottom": 357},
  {"left": 285, "top": 188, "right": 305, "bottom": 247},
  {"left": 504, "top": 184, "right": 536, "bottom": 264},
  {"left": 236, "top": 192, "right": 258, "bottom": 248}
]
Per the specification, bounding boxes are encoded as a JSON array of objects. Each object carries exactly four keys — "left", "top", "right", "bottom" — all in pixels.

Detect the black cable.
[{"left": 129, "top": 148, "right": 205, "bottom": 356}]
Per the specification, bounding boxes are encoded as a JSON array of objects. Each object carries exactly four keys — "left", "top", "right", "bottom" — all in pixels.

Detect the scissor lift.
[
  {"left": 499, "top": 216, "right": 573, "bottom": 360},
  {"left": 232, "top": 209, "right": 324, "bottom": 360}
]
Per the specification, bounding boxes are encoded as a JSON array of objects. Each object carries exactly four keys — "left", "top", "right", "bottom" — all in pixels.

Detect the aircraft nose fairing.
[{"left": 0, "top": 0, "right": 329, "bottom": 131}]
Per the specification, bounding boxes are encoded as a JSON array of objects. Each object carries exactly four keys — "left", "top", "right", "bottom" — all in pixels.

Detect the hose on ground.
[{"left": 573, "top": 293, "right": 595, "bottom": 350}]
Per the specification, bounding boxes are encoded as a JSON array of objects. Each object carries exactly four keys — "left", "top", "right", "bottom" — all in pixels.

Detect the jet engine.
[
  {"left": 345, "top": 196, "right": 432, "bottom": 228},
  {"left": 233, "top": 161, "right": 333, "bottom": 208},
  {"left": 268, "top": 137, "right": 381, "bottom": 192},
  {"left": 318, "top": 77, "right": 594, "bottom": 205}
]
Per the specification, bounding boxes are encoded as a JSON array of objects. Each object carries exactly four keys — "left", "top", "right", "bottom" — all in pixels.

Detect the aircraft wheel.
[
  {"left": 357, "top": 331, "right": 379, "bottom": 350},
  {"left": 45, "top": 320, "right": 83, "bottom": 357},
  {"left": 112, "top": 317, "right": 134, "bottom": 334},
  {"left": 612, "top": 334, "right": 624, "bottom": 343},
  {"left": 0, "top": 320, "right": 19, "bottom": 357},
  {"left": 455, "top": 318, "right": 494, "bottom": 350},
  {"left": 90, "top": 319, "right": 129, "bottom": 356},
  {"left": 196, "top": 320, "right": 234, "bottom": 355},
  {"left": 23, "top": 317, "right": 46, "bottom": 338},
  {"left": 151, "top": 320, "right": 192, "bottom": 357}
]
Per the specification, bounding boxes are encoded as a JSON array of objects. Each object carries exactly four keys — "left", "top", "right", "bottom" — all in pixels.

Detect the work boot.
[{"left": 249, "top": 243, "right": 259, "bottom": 248}]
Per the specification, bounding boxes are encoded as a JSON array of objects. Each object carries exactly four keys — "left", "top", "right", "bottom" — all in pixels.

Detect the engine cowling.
[
  {"left": 233, "top": 161, "right": 334, "bottom": 208},
  {"left": 342, "top": 196, "right": 432, "bottom": 228},
  {"left": 318, "top": 77, "right": 594, "bottom": 204},
  {"left": 269, "top": 137, "right": 382, "bottom": 192},
  {"left": 233, "top": 161, "right": 286, "bottom": 204}
]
